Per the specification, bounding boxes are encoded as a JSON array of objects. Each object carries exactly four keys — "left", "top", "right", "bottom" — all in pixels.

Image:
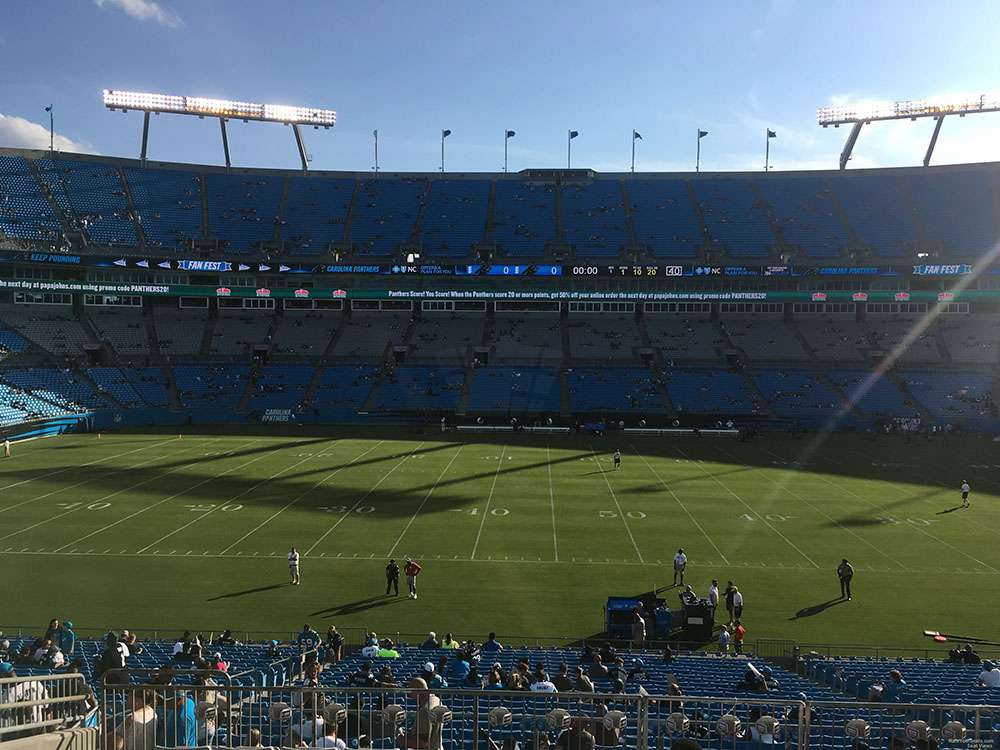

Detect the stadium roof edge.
[{"left": 3, "top": 146, "right": 1000, "bottom": 181}]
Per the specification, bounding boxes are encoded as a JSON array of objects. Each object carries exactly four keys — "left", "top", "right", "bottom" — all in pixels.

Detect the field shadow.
[
  {"left": 788, "top": 598, "right": 846, "bottom": 620},
  {"left": 309, "top": 595, "right": 407, "bottom": 617},
  {"left": 206, "top": 582, "right": 289, "bottom": 601},
  {"left": 936, "top": 506, "right": 962, "bottom": 515}
]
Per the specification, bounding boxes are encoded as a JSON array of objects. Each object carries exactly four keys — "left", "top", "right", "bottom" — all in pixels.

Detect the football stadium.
[{"left": 3, "top": 2, "right": 1000, "bottom": 749}]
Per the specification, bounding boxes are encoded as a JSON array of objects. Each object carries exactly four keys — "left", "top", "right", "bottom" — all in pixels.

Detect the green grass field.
[{"left": 2, "top": 427, "right": 997, "bottom": 652}]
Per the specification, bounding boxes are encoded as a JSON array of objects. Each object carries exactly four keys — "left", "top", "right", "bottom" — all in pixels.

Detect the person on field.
[
  {"left": 3, "top": 438, "right": 10, "bottom": 458},
  {"left": 724, "top": 580, "right": 736, "bottom": 624},
  {"left": 613, "top": 449, "right": 622, "bottom": 470},
  {"left": 673, "top": 548, "right": 687, "bottom": 586},
  {"left": 731, "top": 585, "right": 744, "bottom": 622},
  {"left": 961, "top": 479, "right": 971, "bottom": 509},
  {"left": 837, "top": 558, "right": 854, "bottom": 600},
  {"left": 288, "top": 547, "right": 300, "bottom": 585},
  {"left": 404, "top": 558, "right": 422, "bottom": 599},
  {"left": 385, "top": 559, "right": 400, "bottom": 596}
]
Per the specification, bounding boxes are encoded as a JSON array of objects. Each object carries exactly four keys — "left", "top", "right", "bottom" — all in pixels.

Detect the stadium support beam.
[
  {"left": 923, "top": 115, "right": 945, "bottom": 167},
  {"left": 838, "top": 122, "right": 862, "bottom": 171},
  {"left": 140, "top": 112, "right": 150, "bottom": 165},
  {"left": 219, "top": 118, "right": 232, "bottom": 169},
  {"left": 292, "top": 124, "right": 309, "bottom": 171}
]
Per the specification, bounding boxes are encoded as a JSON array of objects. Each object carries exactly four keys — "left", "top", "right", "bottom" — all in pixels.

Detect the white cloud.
[
  {"left": 0, "top": 114, "right": 96, "bottom": 154},
  {"left": 94, "top": 0, "right": 181, "bottom": 28}
]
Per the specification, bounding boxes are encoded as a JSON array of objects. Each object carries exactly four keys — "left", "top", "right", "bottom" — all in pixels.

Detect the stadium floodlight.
[
  {"left": 816, "top": 93, "right": 1000, "bottom": 169},
  {"left": 102, "top": 89, "right": 336, "bottom": 170}
]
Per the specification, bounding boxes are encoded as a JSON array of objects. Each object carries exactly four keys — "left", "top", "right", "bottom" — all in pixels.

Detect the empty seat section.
[
  {"left": 829, "top": 369, "right": 913, "bottom": 418},
  {"left": 694, "top": 178, "right": 773, "bottom": 257},
  {"left": 420, "top": 180, "right": 490, "bottom": 256},
  {"left": 409, "top": 314, "right": 484, "bottom": 361},
  {"left": 646, "top": 316, "right": 721, "bottom": 361},
  {"left": 333, "top": 312, "right": 408, "bottom": 358},
  {"left": 272, "top": 310, "right": 339, "bottom": 355},
  {"left": 349, "top": 179, "right": 426, "bottom": 255},
  {"left": 87, "top": 366, "right": 144, "bottom": 406},
  {"left": 755, "top": 175, "right": 849, "bottom": 258},
  {"left": 247, "top": 365, "right": 314, "bottom": 409},
  {"left": 0, "top": 155, "right": 63, "bottom": 241},
  {"left": 123, "top": 166, "right": 202, "bottom": 249},
  {"left": 153, "top": 308, "right": 206, "bottom": 356},
  {"left": 1, "top": 368, "right": 109, "bottom": 410},
  {"left": 492, "top": 181, "right": 555, "bottom": 257},
  {"left": 205, "top": 173, "right": 282, "bottom": 252},
  {"left": 281, "top": 177, "right": 354, "bottom": 254},
  {"left": 901, "top": 370, "right": 997, "bottom": 429},
  {"left": 0, "top": 305, "right": 93, "bottom": 356},
  {"left": 568, "top": 367, "right": 665, "bottom": 412},
  {"left": 173, "top": 364, "right": 249, "bottom": 408},
  {"left": 567, "top": 315, "right": 640, "bottom": 360},
  {"left": 211, "top": 312, "right": 272, "bottom": 356},
  {"left": 491, "top": 315, "right": 561, "bottom": 361},
  {"left": 720, "top": 317, "right": 809, "bottom": 360},
  {"left": 371, "top": 366, "right": 465, "bottom": 411},
  {"left": 904, "top": 169, "right": 997, "bottom": 256},
  {"left": 561, "top": 181, "right": 628, "bottom": 256},
  {"left": 36, "top": 158, "right": 137, "bottom": 245},
  {"left": 866, "top": 315, "right": 940, "bottom": 362},
  {"left": 939, "top": 314, "right": 1000, "bottom": 364},
  {"left": 87, "top": 308, "right": 149, "bottom": 356},
  {"left": 834, "top": 173, "right": 917, "bottom": 257},
  {"left": 467, "top": 366, "right": 561, "bottom": 412},
  {"left": 795, "top": 316, "right": 868, "bottom": 362},
  {"left": 753, "top": 369, "right": 844, "bottom": 422},
  {"left": 312, "top": 365, "right": 377, "bottom": 416},
  {"left": 665, "top": 369, "right": 759, "bottom": 414},
  {"left": 628, "top": 179, "right": 702, "bottom": 257}
]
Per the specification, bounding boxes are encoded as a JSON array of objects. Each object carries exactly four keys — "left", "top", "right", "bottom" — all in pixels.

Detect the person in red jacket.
[
  {"left": 733, "top": 620, "right": 747, "bottom": 655},
  {"left": 404, "top": 558, "right": 422, "bottom": 599}
]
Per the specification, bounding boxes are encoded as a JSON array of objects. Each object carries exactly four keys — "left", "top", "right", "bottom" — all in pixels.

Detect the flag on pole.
[
  {"left": 45, "top": 105, "right": 53, "bottom": 113},
  {"left": 506, "top": 130, "right": 516, "bottom": 139},
  {"left": 698, "top": 129, "right": 709, "bottom": 138},
  {"left": 767, "top": 129, "right": 777, "bottom": 138},
  {"left": 633, "top": 130, "right": 642, "bottom": 140},
  {"left": 569, "top": 130, "right": 579, "bottom": 139},
  {"left": 373, "top": 129, "right": 378, "bottom": 137},
  {"left": 442, "top": 129, "right": 452, "bottom": 138}
]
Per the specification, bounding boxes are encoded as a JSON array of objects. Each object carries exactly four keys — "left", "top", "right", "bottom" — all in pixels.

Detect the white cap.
[{"left": 424, "top": 662, "right": 435, "bottom": 673}]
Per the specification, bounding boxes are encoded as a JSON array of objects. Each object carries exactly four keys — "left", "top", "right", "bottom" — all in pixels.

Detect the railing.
[
  {"left": 99, "top": 681, "right": 1000, "bottom": 750},
  {"left": 0, "top": 672, "right": 94, "bottom": 740}
]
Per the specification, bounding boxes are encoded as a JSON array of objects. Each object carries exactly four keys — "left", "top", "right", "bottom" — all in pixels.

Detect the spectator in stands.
[
  {"left": 440, "top": 632, "right": 459, "bottom": 650},
  {"left": 662, "top": 645, "right": 675, "bottom": 662},
  {"left": 785, "top": 692, "right": 818, "bottom": 726},
  {"left": 121, "top": 631, "right": 142, "bottom": 656},
  {"left": 298, "top": 624, "right": 321, "bottom": 651},
  {"left": 32, "top": 639, "right": 52, "bottom": 664},
  {"left": 96, "top": 632, "right": 129, "bottom": 684},
  {"left": 215, "top": 630, "right": 237, "bottom": 647},
  {"left": 448, "top": 654, "right": 470, "bottom": 681},
  {"left": 46, "top": 645, "right": 65, "bottom": 669},
  {"left": 209, "top": 652, "right": 229, "bottom": 673},
  {"left": 607, "top": 656, "right": 627, "bottom": 682},
  {"left": 360, "top": 635, "right": 379, "bottom": 659},
  {"left": 553, "top": 663, "right": 575, "bottom": 691},
  {"left": 580, "top": 644, "right": 595, "bottom": 663},
  {"left": 312, "top": 714, "right": 346, "bottom": 750},
  {"left": 961, "top": 644, "right": 982, "bottom": 664},
  {"left": 377, "top": 639, "right": 399, "bottom": 659},
  {"left": 0, "top": 639, "right": 9, "bottom": 662},
  {"left": 0, "top": 661, "right": 50, "bottom": 737},
  {"left": 976, "top": 661, "right": 1000, "bottom": 688},
  {"left": 44, "top": 619, "right": 60, "bottom": 644},
  {"left": 421, "top": 632, "right": 439, "bottom": 649},
  {"left": 628, "top": 659, "right": 648, "bottom": 682},
  {"left": 530, "top": 670, "right": 557, "bottom": 692},
  {"left": 600, "top": 642, "right": 617, "bottom": 663},
  {"left": 58, "top": 621, "right": 76, "bottom": 655},
  {"left": 323, "top": 625, "right": 343, "bottom": 663},
  {"left": 481, "top": 632, "right": 503, "bottom": 652},
  {"left": 589, "top": 654, "right": 609, "bottom": 679},
  {"left": 154, "top": 670, "right": 197, "bottom": 748},
  {"left": 670, "top": 740, "right": 702, "bottom": 750},
  {"left": 246, "top": 728, "right": 263, "bottom": 747},
  {"left": 574, "top": 666, "right": 595, "bottom": 693},
  {"left": 113, "top": 688, "right": 156, "bottom": 750},
  {"left": 403, "top": 677, "right": 443, "bottom": 750},
  {"left": 347, "top": 659, "right": 376, "bottom": 688},
  {"left": 421, "top": 661, "right": 448, "bottom": 690},
  {"left": 883, "top": 670, "right": 907, "bottom": 702},
  {"left": 377, "top": 664, "right": 400, "bottom": 687}
]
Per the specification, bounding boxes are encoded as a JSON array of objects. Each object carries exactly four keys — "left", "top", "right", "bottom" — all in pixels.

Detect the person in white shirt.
[
  {"left": 718, "top": 626, "right": 731, "bottom": 653},
  {"left": 310, "top": 721, "right": 345, "bottom": 750},
  {"left": 3, "top": 439, "right": 10, "bottom": 458},
  {"left": 977, "top": 661, "right": 1000, "bottom": 688},
  {"left": 530, "top": 672, "right": 558, "bottom": 692},
  {"left": 961, "top": 480, "right": 971, "bottom": 509},
  {"left": 288, "top": 547, "right": 301, "bottom": 585},
  {"left": 673, "top": 548, "right": 687, "bottom": 586},
  {"left": 708, "top": 579, "right": 720, "bottom": 609},
  {"left": 732, "top": 587, "right": 744, "bottom": 620}
]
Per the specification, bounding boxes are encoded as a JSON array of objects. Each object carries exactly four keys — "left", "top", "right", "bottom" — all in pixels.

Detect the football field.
[{"left": 2, "top": 427, "right": 997, "bottom": 651}]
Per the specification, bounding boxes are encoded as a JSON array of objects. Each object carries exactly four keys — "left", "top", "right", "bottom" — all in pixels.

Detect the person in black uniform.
[
  {"left": 613, "top": 450, "right": 622, "bottom": 470},
  {"left": 837, "top": 558, "right": 854, "bottom": 600},
  {"left": 385, "top": 559, "right": 400, "bottom": 596}
]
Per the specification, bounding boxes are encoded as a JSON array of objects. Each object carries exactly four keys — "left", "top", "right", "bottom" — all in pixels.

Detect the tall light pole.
[
  {"left": 696, "top": 129, "right": 708, "bottom": 172},
  {"left": 765, "top": 128, "right": 776, "bottom": 171},
  {"left": 44, "top": 105, "right": 53, "bottom": 154},
  {"left": 631, "top": 130, "right": 642, "bottom": 173},
  {"left": 504, "top": 129, "right": 515, "bottom": 172},
  {"left": 567, "top": 129, "right": 579, "bottom": 168},
  {"left": 441, "top": 129, "right": 451, "bottom": 172},
  {"left": 373, "top": 129, "right": 379, "bottom": 173}
]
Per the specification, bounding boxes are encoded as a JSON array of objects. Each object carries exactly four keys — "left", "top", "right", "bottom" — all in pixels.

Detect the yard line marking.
[
  {"left": 219, "top": 440, "right": 383, "bottom": 554},
  {"left": 591, "top": 445, "right": 644, "bottom": 564},
  {"left": 0, "top": 435, "right": 182, "bottom": 497},
  {"left": 632, "top": 444, "right": 729, "bottom": 565},
  {"left": 721, "top": 444, "right": 909, "bottom": 571},
  {"left": 137, "top": 449, "right": 320, "bottom": 554},
  {"left": 546, "top": 444, "right": 559, "bottom": 562},
  {"left": 761, "top": 445, "right": 999, "bottom": 573},
  {"left": 471, "top": 445, "right": 506, "bottom": 560},
  {"left": 0, "top": 453, "right": 171, "bottom": 542},
  {"left": 675, "top": 446, "right": 819, "bottom": 568},
  {"left": 387, "top": 444, "right": 464, "bottom": 559},
  {"left": 305, "top": 442, "right": 425, "bottom": 556},
  {"left": 52, "top": 439, "right": 262, "bottom": 552}
]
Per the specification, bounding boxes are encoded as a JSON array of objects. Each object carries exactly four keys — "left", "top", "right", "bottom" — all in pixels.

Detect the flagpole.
[
  {"left": 765, "top": 132, "right": 770, "bottom": 172},
  {"left": 631, "top": 132, "right": 635, "bottom": 174},
  {"left": 696, "top": 132, "right": 701, "bottom": 173},
  {"left": 441, "top": 131, "right": 445, "bottom": 173},
  {"left": 567, "top": 130, "right": 571, "bottom": 169},
  {"left": 373, "top": 129, "right": 379, "bottom": 173},
  {"left": 504, "top": 131, "right": 508, "bottom": 173}
]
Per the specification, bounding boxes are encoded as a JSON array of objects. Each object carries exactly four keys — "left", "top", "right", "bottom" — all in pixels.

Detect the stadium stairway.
[
  {"left": 198, "top": 311, "right": 218, "bottom": 357},
  {"left": 236, "top": 362, "right": 265, "bottom": 412},
  {"left": 272, "top": 175, "right": 291, "bottom": 245},
  {"left": 142, "top": 305, "right": 162, "bottom": 360},
  {"left": 300, "top": 363, "right": 327, "bottom": 409},
  {"left": 825, "top": 176, "right": 862, "bottom": 252},
  {"left": 885, "top": 368, "right": 933, "bottom": 422},
  {"left": 78, "top": 367, "right": 127, "bottom": 409}
]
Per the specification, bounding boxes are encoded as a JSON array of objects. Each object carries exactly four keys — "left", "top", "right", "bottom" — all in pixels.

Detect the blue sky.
[{"left": 2, "top": 0, "right": 1000, "bottom": 173}]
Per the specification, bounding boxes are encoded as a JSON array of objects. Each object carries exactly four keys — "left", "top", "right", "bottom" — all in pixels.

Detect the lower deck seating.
[
  {"left": 173, "top": 364, "right": 249, "bottom": 408},
  {"left": 829, "top": 370, "right": 914, "bottom": 419},
  {"left": 311, "top": 365, "right": 378, "bottom": 416},
  {"left": 567, "top": 367, "right": 665, "bottom": 412},
  {"left": 664, "top": 369, "right": 759, "bottom": 414},
  {"left": 246, "top": 365, "right": 314, "bottom": 410},
  {"left": 371, "top": 366, "right": 465, "bottom": 411},
  {"left": 900, "top": 370, "right": 997, "bottom": 429},
  {"left": 467, "top": 366, "right": 561, "bottom": 412},
  {"left": 1, "top": 368, "right": 110, "bottom": 410},
  {"left": 753, "top": 370, "right": 844, "bottom": 423}
]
